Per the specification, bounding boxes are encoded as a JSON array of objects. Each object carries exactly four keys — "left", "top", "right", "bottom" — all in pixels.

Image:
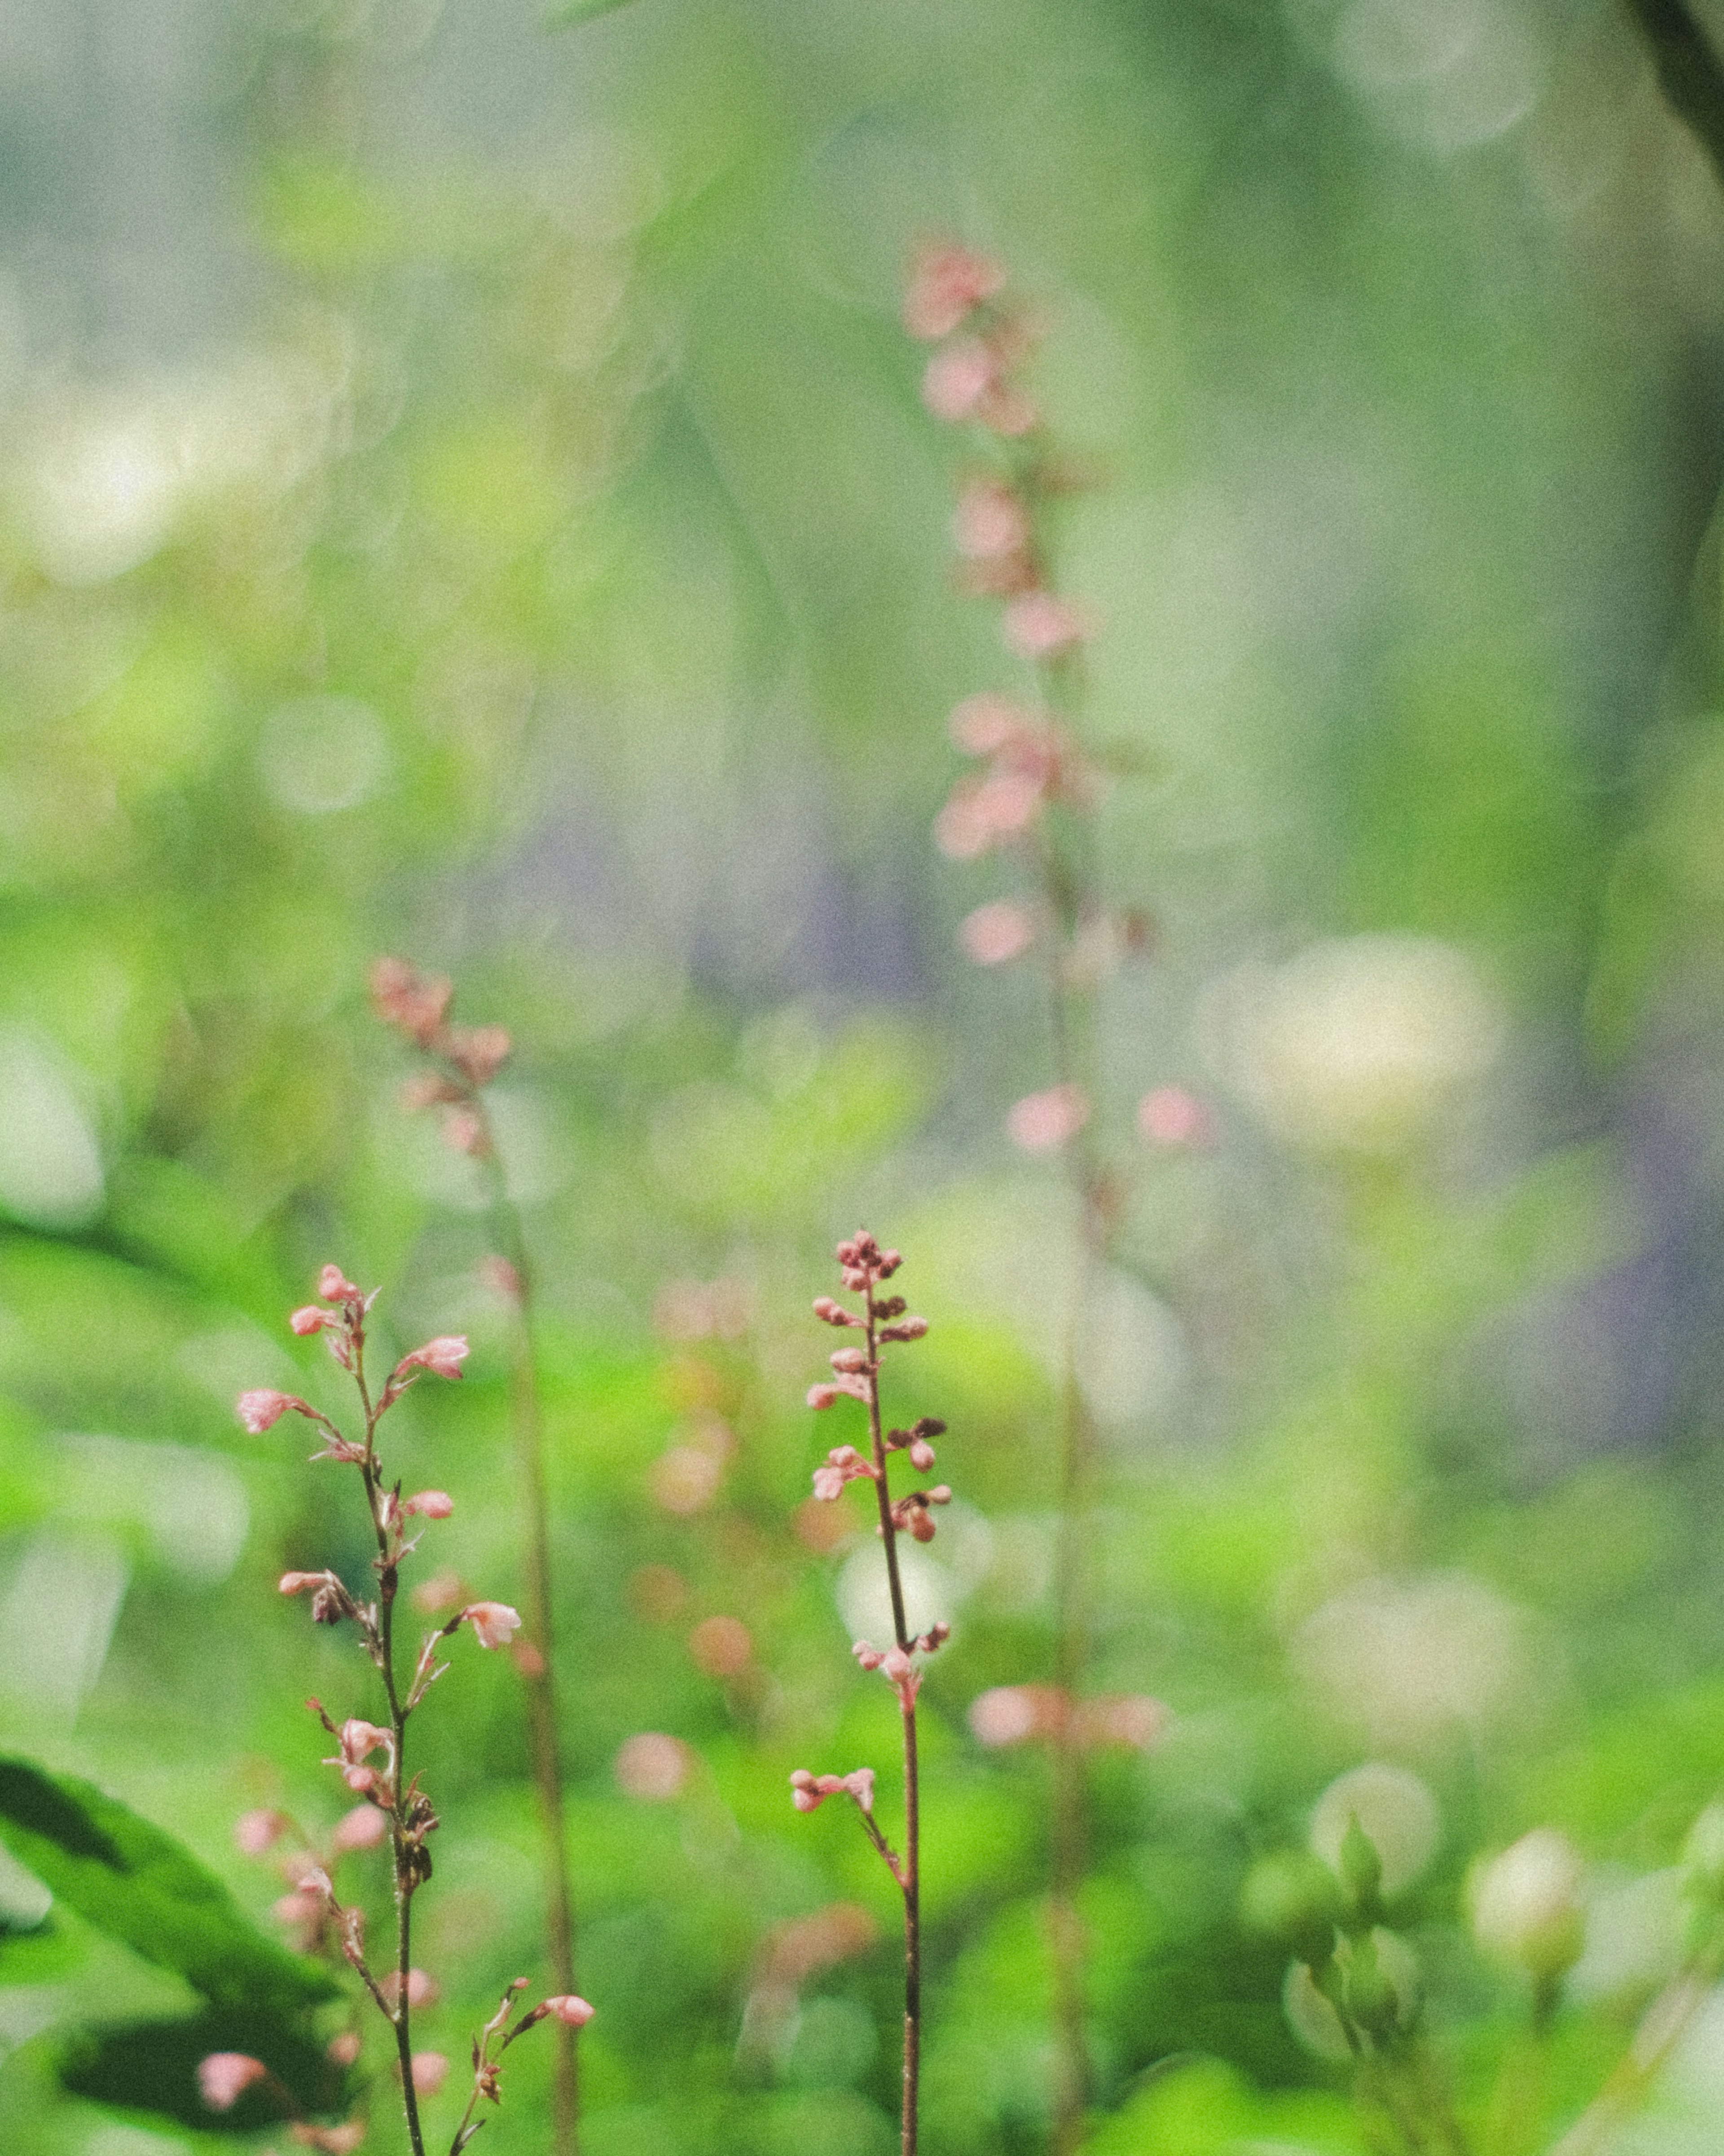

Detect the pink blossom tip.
[
  {"left": 317, "top": 1264, "right": 361, "bottom": 1304},
  {"left": 198, "top": 2053, "right": 268, "bottom": 2111},
  {"left": 903, "top": 242, "right": 1006, "bottom": 339},
  {"left": 233, "top": 1808, "right": 286, "bottom": 1856},
  {"left": 1007, "top": 1083, "right": 1091, "bottom": 1153},
  {"left": 402, "top": 1490, "right": 454, "bottom": 1519},
  {"left": 278, "top": 1571, "right": 322, "bottom": 1596},
  {"left": 806, "top": 1383, "right": 841, "bottom": 1411},
  {"left": 289, "top": 1306, "right": 325, "bottom": 1336},
  {"left": 462, "top": 1600, "right": 523, "bottom": 1650},
  {"left": 409, "top": 2052, "right": 449, "bottom": 2095},
  {"left": 544, "top": 1994, "right": 596, "bottom": 2027},
  {"left": 393, "top": 1335, "right": 470, "bottom": 1383},
  {"left": 238, "top": 1389, "right": 306, "bottom": 1434},
  {"left": 851, "top": 1641, "right": 886, "bottom": 1671},
  {"left": 447, "top": 1023, "right": 511, "bottom": 1087},
  {"left": 1136, "top": 1085, "right": 1214, "bottom": 1150}
]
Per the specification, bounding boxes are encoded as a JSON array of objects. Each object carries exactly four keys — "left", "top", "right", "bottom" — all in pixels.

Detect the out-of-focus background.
[{"left": 7, "top": 0, "right": 1724, "bottom": 2150}]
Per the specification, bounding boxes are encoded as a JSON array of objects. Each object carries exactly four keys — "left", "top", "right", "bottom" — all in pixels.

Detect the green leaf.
[
  {"left": 59, "top": 2006, "right": 349, "bottom": 2131},
  {"left": 0, "top": 1758, "right": 337, "bottom": 2015},
  {"left": 544, "top": 0, "right": 639, "bottom": 26}
]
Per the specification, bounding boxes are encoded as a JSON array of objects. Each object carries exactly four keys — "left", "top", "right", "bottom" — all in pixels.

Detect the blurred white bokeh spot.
[
  {"left": 258, "top": 694, "right": 391, "bottom": 816},
  {"left": 0, "top": 1029, "right": 105, "bottom": 1229},
  {"left": 1209, "top": 933, "right": 1504, "bottom": 1154},
  {"left": 1074, "top": 1267, "right": 1187, "bottom": 1433},
  {"left": 836, "top": 1542, "right": 959, "bottom": 1647},
  {"left": 59, "top": 1435, "right": 249, "bottom": 1583},
  {"left": 1568, "top": 1866, "right": 1686, "bottom": 2008},
  {"left": 1293, "top": 1570, "right": 1536, "bottom": 1748},
  {"left": 1310, "top": 1761, "right": 1442, "bottom": 1896}
]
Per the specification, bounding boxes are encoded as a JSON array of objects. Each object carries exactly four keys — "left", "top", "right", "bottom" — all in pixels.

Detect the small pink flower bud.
[
  {"left": 327, "top": 2031, "right": 362, "bottom": 2067},
  {"left": 369, "top": 956, "right": 453, "bottom": 1049},
  {"left": 446, "top": 1023, "right": 510, "bottom": 1087},
  {"left": 852, "top": 1641, "right": 886, "bottom": 1671},
  {"left": 402, "top": 1490, "right": 454, "bottom": 1519},
  {"left": 1007, "top": 1082, "right": 1090, "bottom": 1153},
  {"left": 909, "top": 1438, "right": 936, "bottom": 1471},
  {"left": 289, "top": 1306, "right": 325, "bottom": 1336},
  {"left": 330, "top": 1802, "right": 389, "bottom": 1854},
  {"left": 238, "top": 1389, "right": 307, "bottom": 1434},
  {"left": 462, "top": 1600, "right": 523, "bottom": 1650},
  {"left": 949, "top": 692, "right": 1030, "bottom": 757},
  {"left": 1003, "top": 591, "right": 1091, "bottom": 661},
  {"left": 907, "top": 1510, "right": 937, "bottom": 1542},
  {"left": 198, "top": 2053, "right": 268, "bottom": 2111},
  {"left": 544, "top": 1994, "right": 596, "bottom": 2027},
  {"left": 790, "top": 1768, "right": 822, "bottom": 1811},
  {"left": 274, "top": 1887, "right": 322, "bottom": 1930},
  {"left": 828, "top": 1347, "right": 868, "bottom": 1373},
  {"left": 811, "top": 1464, "right": 844, "bottom": 1500},
  {"left": 393, "top": 1336, "right": 470, "bottom": 1383},
  {"left": 960, "top": 899, "right": 1036, "bottom": 967},
  {"left": 813, "top": 1295, "right": 858, "bottom": 1327},
  {"left": 806, "top": 1384, "right": 842, "bottom": 1411},
  {"left": 409, "top": 2052, "right": 449, "bottom": 2095},
  {"left": 881, "top": 1646, "right": 913, "bottom": 1683},
  {"left": 922, "top": 337, "right": 997, "bottom": 422},
  {"left": 279, "top": 1571, "right": 321, "bottom": 1596},
  {"left": 318, "top": 1264, "right": 361, "bottom": 1304},
  {"left": 842, "top": 1768, "right": 876, "bottom": 1813},
  {"left": 234, "top": 1808, "right": 286, "bottom": 1856},
  {"left": 952, "top": 478, "right": 1031, "bottom": 560},
  {"left": 902, "top": 242, "right": 1006, "bottom": 339},
  {"left": 1136, "top": 1084, "right": 1215, "bottom": 1150},
  {"left": 879, "top": 1317, "right": 928, "bottom": 1342}
]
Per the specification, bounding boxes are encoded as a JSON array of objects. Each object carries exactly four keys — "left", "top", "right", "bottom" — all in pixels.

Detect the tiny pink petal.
[
  {"left": 463, "top": 1600, "right": 522, "bottom": 1650},
  {"left": 290, "top": 1306, "right": 326, "bottom": 1336},
  {"left": 544, "top": 1994, "right": 596, "bottom": 2027},
  {"left": 403, "top": 1490, "right": 454, "bottom": 1519},
  {"left": 198, "top": 2053, "right": 267, "bottom": 2111}
]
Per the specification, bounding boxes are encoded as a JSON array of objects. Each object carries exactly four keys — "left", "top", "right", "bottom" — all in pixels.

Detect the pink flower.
[
  {"left": 812, "top": 1444, "right": 877, "bottom": 1500},
  {"left": 903, "top": 242, "right": 1006, "bottom": 339},
  {"left": 330, "top": 1802, "right": 389, "bottom": 1854},
  {"left": 392, "top": 1336, "right": 469, "bottom": 1384},
  {"left": 789, "top": 1768, "right": 876, "bottom": 1816},
  {"left": 233, "top": 1808, "right": 286, "bottom": 1856},
  {"left": 852, "top": 1641, "right": 886, "bottom": 1672},
  {"left": 402, "top": 1490, "right": 453, "bottom": 1519},
  {"left": 922, "top": 338, "right": 997, "bottom": 423},
  {"left": 198, "top": 2053, "right": 268, "bottom": 2111},
  {"left": 1003, "top": 591, "right": 1091, "bottom": 661},
  {"left": 952, "top": 478, "right": 1031, "bottom": 560},
  {"left": 908, "top": 1437, "right": 937, "bottom": 1471},
  {"left": 1007, "top": 1083, "right": 1090, "bottom": 1152},
  {"left": 949, "top": 692, "right": 1032, "bottom": 757},
  {"left": 1136, "top": 1085, "right": 1214, "bottom": 1150},
  {"left": 324, "top": 1720, "right": 392, "bottom": 1793},
  {"left": 462, "top": 1600, "right": 522, "bottom": 1650},
  {"left": 318, "top": 1264, "right": 361, "bottom": 1304},
  {"left": 409, "top": 2052, "right": 449, "bottom": 2095},
  {"left": 290, "top": 1305, "right": 325, "bottom": 1336},
  {"left": 237, "top": 1389, "right": 310, "bottom": 1434},
  {"left": 369, "top": 957, "right": 452, "bottom": 1049},
  {"left": 960, "top": 899, "right": 1036, "bottom": 966},
  {"left": 614, "top": 1732, "right": 691, "bottom": 1801},
  {"left": 447, "top": 1024, "right": 511, "bottom": 1087},
  {"left": 543, "top": 1994, "right": 596, "bottom": 2027}
]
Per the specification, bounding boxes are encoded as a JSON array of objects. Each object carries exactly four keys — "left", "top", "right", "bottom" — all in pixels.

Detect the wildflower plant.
[
  {"left": 230, "top": 1265, "right": 592, "bottom": 2154},
  {"left": 792, "top": 1230, "right": 952, "bottom": 2156}
]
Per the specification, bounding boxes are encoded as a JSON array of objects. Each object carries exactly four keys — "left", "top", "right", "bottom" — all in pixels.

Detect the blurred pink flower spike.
[
  {"left": 409, "top": 2052, "right": 448, "bottom": 2095},
  {"left": 1007, "top": 1083, "right": 1091, "bottom": 1152},
  {"left": 462, "top": 1600, "right": 523, "bottom": 1650},
  {"left": 393, "top": 1336, "right": 470, "bottom": 1384},
  {"left": 903, "top": 242, "right": 1006, "bottom": 340},
  {"left": 953, "top": 479, "right": 1031, "bottom": 560},
  {"left": 369, "top": 956, "right": 453, "bottom": 1050},
  {"left": 960, "top": 899, "right": 1036, "bottom": 967},
  {"left": 237, "top": 1389, "right": 315, "bottom": 1434},
  {"left": 198, "top": 2053, "right": 268, "bottom": 2112},
  {"left": 1136, "top": 1085, "right": 1215, "bottom": 1150},
  {"left": 543, "top": 1994, "right": 596, "bottom": 2027},
  {"left": 949, "top": 692, "right": 1032, "bottom": 757},
  {"left": 402, "top": 1490, "right": 454, "bottom": 1519},
  {"left": 447, "top": 1023, "right": 510, "bottom": 1087},
  {"left": 922, "top": 338, "right": 997, "bottom": 423}
]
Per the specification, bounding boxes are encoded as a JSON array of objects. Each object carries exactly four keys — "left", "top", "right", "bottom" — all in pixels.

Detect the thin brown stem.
[
  {"left": 472, "top": 1105, "right": 579, "bottom": 2156},
  {"left": 862, "top": 1270, "right": 919, "bottom": 2156}
]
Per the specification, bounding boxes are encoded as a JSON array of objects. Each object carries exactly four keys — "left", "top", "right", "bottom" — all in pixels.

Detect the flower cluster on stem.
[
  {"left": 228, "top": 1265, "right": 590, "bottom": 2156},
  {"left": 792, "top": 1230, "right": 951, "bottom": 2156},
  {"left": 371, "top": 956, "right": 583, "bottom": 2156}
]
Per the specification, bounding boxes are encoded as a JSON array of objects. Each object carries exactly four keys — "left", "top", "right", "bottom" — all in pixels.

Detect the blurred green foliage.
[{"left": 5, "top": 0, "right": 1724, "bottom": 2152}]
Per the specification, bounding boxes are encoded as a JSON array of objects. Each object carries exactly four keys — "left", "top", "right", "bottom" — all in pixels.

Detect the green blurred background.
[{"left": 7, "top": 0, "right": 1724, "bottom": 2150}]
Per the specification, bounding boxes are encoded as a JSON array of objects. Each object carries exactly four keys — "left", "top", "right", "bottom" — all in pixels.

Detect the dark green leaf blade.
[
  {"left": 0, "top": 1758, "right": 336, "bottom": 2014},
  {"left": 58, "top": 2005, "right": 351, "bottom": 2131}
]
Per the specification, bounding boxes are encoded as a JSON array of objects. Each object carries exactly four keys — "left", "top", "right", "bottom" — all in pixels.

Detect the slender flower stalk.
[
  {"left": 371, "top": 958, "right": 582, "bottom": 2156},
  {"left": 906, "top": 242, "right": 1200, "bottom": 2152},
  {"left": 232, "top": 1265, "right": 590, "bottom": 2154},
  {"left": 794, "top": 1232, "right": 954, "bottom": 2156}
]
